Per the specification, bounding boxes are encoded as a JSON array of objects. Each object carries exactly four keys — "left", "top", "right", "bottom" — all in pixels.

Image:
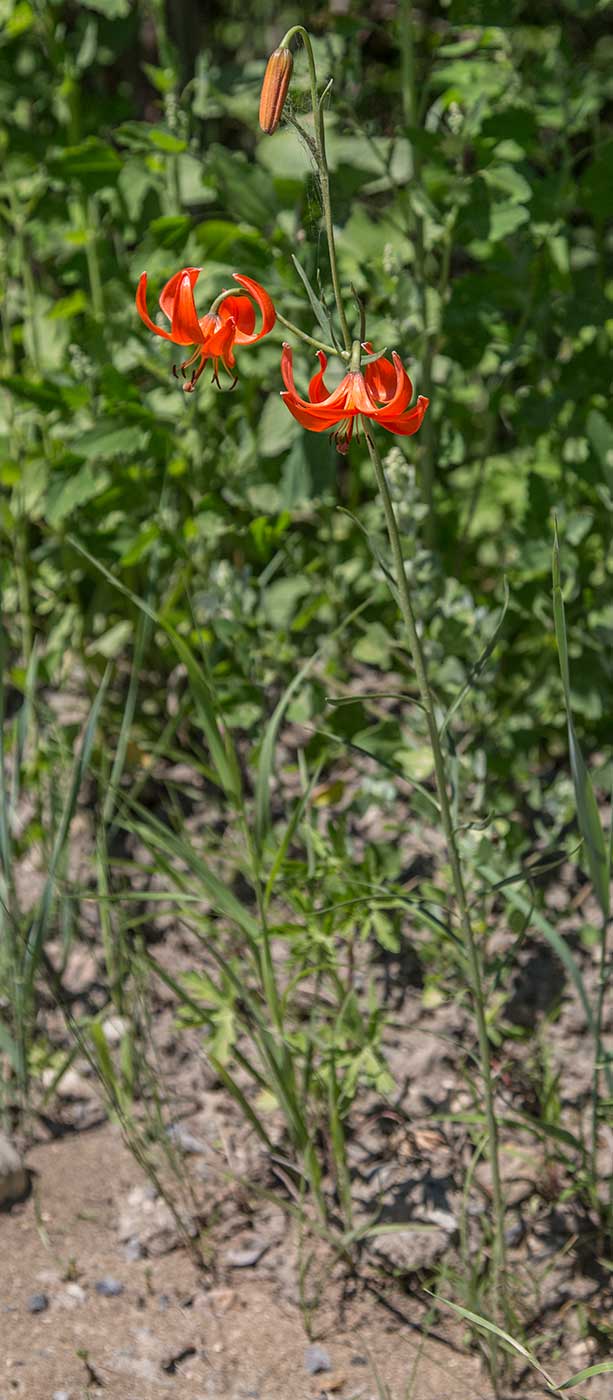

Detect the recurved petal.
[
  {"left": 378, "top": 395, "right": 430, "bottom": 436},
  {"left": 281, "top": 391, "right": 340, "bottom": 432},
  {"left": 170, "top": 271, "right": 206, "bottom": 345},
  {"left": 159, "top": 266, "right": 201, "bottom": 322},
  {"left": 308, "top": 351, "right": 331, "bottom": 404},
  {"left": 230, "top": 274, "right": 276, "bottom": 344},
  {"left": 281, "top": 345, "right": 349, "bottom": 412},
  {"left": 217, "top": 293, "right": 256, "bottom": 338},
  {"left": 136, "top": 272, "right": 174, "bottom": 341},
  {"left": 364, "top": 353, "right": 400, "bottom": 405},
  {"left": 369, "top": 352, "right": 413, "bottom": 420}
]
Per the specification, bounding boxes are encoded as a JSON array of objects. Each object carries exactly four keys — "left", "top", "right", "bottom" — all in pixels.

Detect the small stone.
[
  {"left": 0, "top": 1132, "right": 29, "bottom": 1208},
  {"left": 122, "top": 1236, "right": 145, "bottom": 1262},
  {"left": 505, "top": 1219, "right": 525, "bottom": 1247},
  {"left": 321, "top": 1372, "right": 346, "bottom": 1392},
  {"left": 305, "top": 1345, "right": 331, "bottom": 1375},
  {"left": 41, "top": 1067, "right": 91, "bottom": 1100},
  {"left": 102, "top": 1015, "right": 129, "bottom": 1045},
  {"left": 167, "top": 1123, "right": 207, "bottom": 1155},
  {"left": 57, "top": 1282, "right": 87, "bottom": 1310},
  {"left": 95, "top": 1277, "right": 124, "bottom": 1297},
  {"left": 53, "top": 1392, "right": 71, "bottom": 1400},
  {"left": 350, "top": 1356, "right": 368, "bottom": 1367},
  {"left": 118, "top": 1183, "right": 195, "bottom": 1257},
  {"left": 225, "top": 1239, "right": 269, "bottom": 1269},
  {"left": 27, "top": 1293, "right": 49, "bottom": 1314}
]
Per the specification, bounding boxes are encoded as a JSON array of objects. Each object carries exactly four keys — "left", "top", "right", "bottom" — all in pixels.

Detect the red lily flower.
[
  {"left": 136, "top": 267, "right": 276, "bottom": 392},
  {"left": 280, "top": 343, "right": 429, "bottom": 451}
]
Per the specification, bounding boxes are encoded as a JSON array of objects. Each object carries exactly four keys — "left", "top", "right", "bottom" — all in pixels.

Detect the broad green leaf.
[{"left": 46, "top": 463, "right": 111, "bottom": 528}]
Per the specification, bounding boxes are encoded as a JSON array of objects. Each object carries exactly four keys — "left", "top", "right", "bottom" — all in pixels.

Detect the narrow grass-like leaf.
[
  {"left": 0, "top": 623, "right": 13, "bottom": 888},
  {"left": 0, "top": 1019, "right": 19, "bottom": 1069},
  {"left": 256, "top": 599, "right": 372, "bottom": 850},
  {"left": 209, "top": 1056, "right": 274, "bottom": 1149},
  {"left": 291, "top": 254, "right": 336, "bottom": 341},
  {"left": 256, "top": 652, "right": 318, "bottom": 851},
  {"left": 425, "top": 1292, "right": 556, "bottom": 1386},
  {"left": 66, "top": 535, "right": 241, "bottom": 801},
  {"left": 552, "top": 524, "right": 609, "bottom": 918},
  {"left": 440, "top": 578, "right": 509, "bottom": 738},
  {"left": 477, "top": 860, "right": 611, "bottom": 1078},
  {"left": 125, "top": 808, "right": 260, "bottom": 945},
  {"left": 9, "top": 640, "right": 39, "bottom": 818},
  {"left": 328, "top": 1053, "right": 353, "bottom": 1229},
  {"left": 555, "top": 1361, "right": 613, "bottom": 1390},
  {"left": 23, "top": 669, "right": 110, "bottom": 995},
  {"left": 263, "top": 759, "right": 324, "bottom": 908}
]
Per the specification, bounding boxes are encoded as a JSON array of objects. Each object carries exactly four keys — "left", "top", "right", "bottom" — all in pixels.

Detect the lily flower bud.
[{"left": 259, "top": 46, "right": 293, "bottom": 134}]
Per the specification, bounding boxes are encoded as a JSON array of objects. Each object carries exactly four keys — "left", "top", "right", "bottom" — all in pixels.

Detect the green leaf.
[
  {"left": 148, "top": 215, "right": 192, "bottom": 248},
  {"left": 86, "top": 620, "right": 133, "bottom": 659},
  {"left": 555, "top": 1361, "right": 613, "bottom": 1390},
  {"left": 0, "top": 377, "right": 69, "bottom": 411},
  {"left": 49, "top": 138, "right": 122, "bottom": 187},
  {"left": 258, "top": 394, "right": 299, "bottom": 458},
  {"left": 46, "top": 463, "right": 111, "bottom": 528},
  {"left": 77, "top": 423, "right": 147, "bottom": 460},
  {"left": 291, "top": 255, "right": 336, "bottom": 343},
  {"left": 80, "top": 0, "right": 131, "bottom": 15},
  {"left": 426, "top": 1294, "right": 555, "bottom": 1386}
]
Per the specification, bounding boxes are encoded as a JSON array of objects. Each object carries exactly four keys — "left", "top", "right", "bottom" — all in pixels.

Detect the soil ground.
[{"left": 2, "top": 1124, "right": 497, "bottom": 1400}]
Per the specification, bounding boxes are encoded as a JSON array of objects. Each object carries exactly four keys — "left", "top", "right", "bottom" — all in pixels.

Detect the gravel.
[
  {"left": 304, "top": 1344, "right": 331, "bottom": 1374},
  {"left": 27, "top": 1293, "right": 49, "bottom": 1314},
  {"left": 95, "top": 1277, "right": 124, "bottom": 1297}
]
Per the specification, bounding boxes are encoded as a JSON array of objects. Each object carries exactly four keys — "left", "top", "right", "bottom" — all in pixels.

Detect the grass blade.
[
  {"left": 23, "top": 668, "right": 110, "bottom": 994},
  {"left": 552, "top": 523, "right": 609, "bottom": 918},
  {"left": 554, "top": 1361, "right": 613, "bottom": 1390}
]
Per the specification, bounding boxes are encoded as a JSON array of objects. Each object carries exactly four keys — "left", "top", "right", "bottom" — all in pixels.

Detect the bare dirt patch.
[{"left": 0, "top": 1123, "right": 505, "bottom": 1400}]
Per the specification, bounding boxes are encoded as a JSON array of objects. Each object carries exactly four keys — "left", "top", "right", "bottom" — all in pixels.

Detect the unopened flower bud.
[{"left": 259, "top": 46, "right": 293, "bottom": 134}]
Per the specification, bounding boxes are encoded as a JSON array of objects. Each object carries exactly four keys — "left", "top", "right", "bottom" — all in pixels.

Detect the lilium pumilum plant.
[
  {"left": 281, "top": 342, "right": 429, "bottom": 452},
  {"left": 136, "top": 266, "right": 276, "bottom": 392}
]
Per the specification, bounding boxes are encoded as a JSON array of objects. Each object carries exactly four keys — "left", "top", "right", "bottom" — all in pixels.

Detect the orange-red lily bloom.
[
  {"left": 136, "top": 267, "right": 276, "bottom": 392},
  {"left": 280, "top": 343, "right": 429, "bottom": 451}
]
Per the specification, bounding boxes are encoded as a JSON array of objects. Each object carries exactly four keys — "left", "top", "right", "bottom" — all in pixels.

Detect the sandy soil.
[{"left": 1, "top": 1124, "right": 501, "bottom": 1400}]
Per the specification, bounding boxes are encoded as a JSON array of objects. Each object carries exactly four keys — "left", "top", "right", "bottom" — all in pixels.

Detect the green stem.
[
  {"left": 364, "top": 425, "right": 507, "bottom": 1324},
  {"left": 1, "top": 286, "right": 33, "bottom": 665},
  {"left": 280, "top": 25, "right": 352, "bottom": 353},
  {"left": 591, "top": 912, "right": 610, "bottom": 1184},
  {"left": 398, "top": 0, "right": 435, "bottom": 542},
  {"left": 84, "top": 197, "right": 105, "bottom": 322},
  {"left": 276, "top": 311, "right": 343, "bottom": 358}
]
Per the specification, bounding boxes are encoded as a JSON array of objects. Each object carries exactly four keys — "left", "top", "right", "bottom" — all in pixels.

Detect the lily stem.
[
  {"left": 281, "top": 25, "right": 352, "bottom": 353},
  {"left": 364, "top": 425, "right": 508, "bottom": 1333},
  {"left": 276, "top": 311, "right": 342, "bottom": 359}
]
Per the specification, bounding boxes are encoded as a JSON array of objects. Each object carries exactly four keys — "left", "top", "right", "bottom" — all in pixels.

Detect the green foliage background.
[{"left": 1, "top": 0, "right": 612, "bottom": 851}]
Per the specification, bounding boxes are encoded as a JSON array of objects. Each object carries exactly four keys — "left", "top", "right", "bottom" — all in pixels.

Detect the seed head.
[{"left": 259, "top": 46, "right": 293, "bottom": 135}]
